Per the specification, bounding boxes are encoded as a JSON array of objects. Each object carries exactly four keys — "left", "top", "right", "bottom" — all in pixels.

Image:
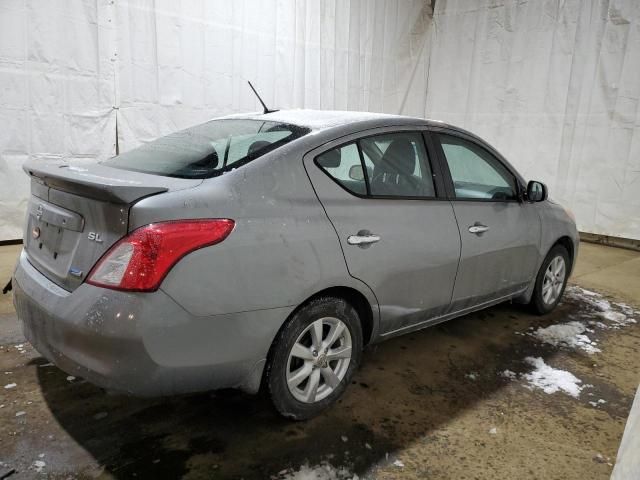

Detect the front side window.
[
  {"left": 103, "top": 119, "right": 310, "bottom": 179},
  {"left": 437, "top": 134, "right": 517, "bottom": 201},
  {"left": 316, "top": 131, "right": 436, "bottom": 198}
]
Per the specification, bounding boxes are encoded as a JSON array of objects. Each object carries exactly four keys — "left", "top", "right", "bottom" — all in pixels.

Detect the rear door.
[
  {"left": 430, "top": 131, "right": 541, "bottom": 311},
  {"left": 303, "top": 128, "right": 461, "bottom": 336}
]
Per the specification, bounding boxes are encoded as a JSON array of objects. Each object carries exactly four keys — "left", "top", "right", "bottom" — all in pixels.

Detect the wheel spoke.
[
  {"left": 327, "top": 345, "right": 352, "bottom": 360},
  {"left": 321, "top": 367, "right": 341, "bottom": 389},
  {"left": 544, "top": 270, "right": 554, "bottom": 283},
  {"left": 287, "top": 363, "right": 312, "bottom": 389},
  {"left": 543, "top": 287, "right": 552, "bottom": 303},
  {"left": 291, "top": 342, "right": 314, "bottom": 360},
  {"left": 303, "top": 368, "right": 321, "bottom": 403},
  {"left": 310, "top": 320, "right": 324, "bottom": 350},
  {"left": 324, "top": 322, "right": 345, "bottom": 349}
]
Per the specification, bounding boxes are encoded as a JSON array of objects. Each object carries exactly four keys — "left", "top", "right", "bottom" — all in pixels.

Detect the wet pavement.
[{"left": 0, "top": 243, "right": 639, "bottom": 479}]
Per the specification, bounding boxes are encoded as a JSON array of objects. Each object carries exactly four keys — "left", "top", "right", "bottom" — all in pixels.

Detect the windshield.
[{"left": 102, "top": 119, "right": 310, "bottom": 179}]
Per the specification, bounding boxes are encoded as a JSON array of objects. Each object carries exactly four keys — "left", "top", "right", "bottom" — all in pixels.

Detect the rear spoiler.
[{"left": 23, "top": 159, "right": 169, "bottom": 204}]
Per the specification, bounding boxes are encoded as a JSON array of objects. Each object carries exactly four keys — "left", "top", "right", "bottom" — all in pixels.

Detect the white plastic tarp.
[
  {"left": 425, "top": 0, "right": 640, "bottom": 240},
  {"left": 0, "top": 0, "right": 639, "bottom": 241}
]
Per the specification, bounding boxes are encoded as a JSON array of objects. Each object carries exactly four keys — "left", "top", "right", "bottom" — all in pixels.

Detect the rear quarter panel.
[{"left": 129, "top": 141, "right": 379, "bottom": 326}]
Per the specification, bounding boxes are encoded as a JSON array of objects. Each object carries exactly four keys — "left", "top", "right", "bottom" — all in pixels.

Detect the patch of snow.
[
  {"left": 532, "top": 321, "right": 600, "bottom": 354},
  {"left": 598, "top": 310, "right": 636, "bottom": 327},
  {"left": 274, "top": 461, "right": 358, "bottom": 480},
  {"left": 578, "top": 288, "right": 599, "bottom": 297},
  {"left": 4, "top": 383, "right": 16, "bottom": 389},
  {"left": 489, "top": 427, "right": 498, "bottom": 434},
  {"left": 465, "top": 372, "right": 478, "bottom": 380},
  {"left": 566, "top": 286, "right": 637, "bottom": 329},
  {"left": 15, "top": 411, "right": 26, "bottom": 417},
  {"left": 33, "top": 460, "right": 46, "bottom": 473},
  {"left": 614, "top": 302, "right": 634, "bottom": 314},
  {"left": 500, "top": 370, "right": 517, "bottom": 380},
  {"left": 522, "top": 357, "right": 585, "bottom": 398},
  {"left": 393, "top": 460, "right": 405, "bottom": 468},
  {"left": 364, "top": 443, "right": 372, "bottom": 450},
  {"left": 594, "top": 453, "right": 612, "bottom": 466},
  {"left": 567, "top": 287, "right": 611, "bottom": 311},
  {"left": 340, "top": 435, "right": 348, "bottom": 443},
  {"left": 588, "top": 298, "right": 611, "bottom": 312},
  {"left": 66, "top": 376, "right": 76, "bottom": 382}
]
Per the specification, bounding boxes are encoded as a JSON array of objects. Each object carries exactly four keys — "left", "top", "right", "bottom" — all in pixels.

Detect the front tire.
[
  {"left": 266, "top": 297, "right": 363, "bottom": 420},
  {"left": 530, "top": 244, "right": 570, "bottom": 315}
]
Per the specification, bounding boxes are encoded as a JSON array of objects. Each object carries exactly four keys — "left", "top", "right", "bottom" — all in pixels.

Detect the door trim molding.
[{"left": 378, "top": 286, "right": 527, "bottom": 339}]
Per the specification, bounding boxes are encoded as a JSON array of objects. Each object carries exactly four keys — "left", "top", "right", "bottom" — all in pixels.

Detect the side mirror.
[
  {"left": 526, "top": 180, "right": 547, "bottom": 202},
  {"left": 348, "top": 165, "right": 365, "bottom": 181}
]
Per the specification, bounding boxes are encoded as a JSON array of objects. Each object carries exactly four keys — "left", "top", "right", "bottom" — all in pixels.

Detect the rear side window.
[
  {"left": 103, "top": 119, "right": 310, "bottom": 179},
  {"left": 315, "top": 131, "right": 436, "bottom": 198},
  {"left": 360, "top": 132, "right": 435, "bottom": 197},
  {"left": 316, "top": 144, "right": 367, "bottom": 195}
]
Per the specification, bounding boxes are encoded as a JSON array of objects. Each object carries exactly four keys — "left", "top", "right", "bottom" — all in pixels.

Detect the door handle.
[
  {"left": 468, "top": 224, "right": 489, "bottom": 235},
  {"left": 347, "top": 231, "right": 381, "bottom": 247}
]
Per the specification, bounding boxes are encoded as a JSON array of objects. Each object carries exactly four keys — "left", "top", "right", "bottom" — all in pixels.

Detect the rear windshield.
[{"left": 102, "top": 119, "right": 310, "bottom": 179}]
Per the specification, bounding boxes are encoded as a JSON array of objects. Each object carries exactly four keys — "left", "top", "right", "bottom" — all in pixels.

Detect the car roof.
[
  {"left": 223, "top": 109, "right": 449, "bottom": 132},
  {"left": 218, "top": 109, "right": 526, "bottom": 185}
]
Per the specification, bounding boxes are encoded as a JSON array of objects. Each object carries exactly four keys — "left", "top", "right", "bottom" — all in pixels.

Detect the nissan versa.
[{"left": 13, "top": 110, "right": 578, "bottom": 419}]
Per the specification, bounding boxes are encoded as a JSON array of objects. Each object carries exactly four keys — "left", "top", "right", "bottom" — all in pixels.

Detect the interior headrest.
[
  {"left": 317, "top": 148, "right": 341, "bottom": 168},
  {"left": 248, "top": 140, "right": 271, "bottom": 157},
  {"left": 381, "top": 139, "right": 415, "bottom": 175},
  {"left": 193, "top": 150, "right": 219, "bottom": 169}
]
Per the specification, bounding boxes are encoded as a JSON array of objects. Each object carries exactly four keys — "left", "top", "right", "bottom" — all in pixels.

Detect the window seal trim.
[{"left": 356, "top": 141, "right": 372, "bottom": 196}]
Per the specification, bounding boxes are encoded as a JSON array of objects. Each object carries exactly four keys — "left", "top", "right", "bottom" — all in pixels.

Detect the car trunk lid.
[{"left": 23, "top": 158, "right": 201, "bottom": 291}]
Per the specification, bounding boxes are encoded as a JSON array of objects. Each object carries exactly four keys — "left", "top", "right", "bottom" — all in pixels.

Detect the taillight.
[{"left": 86, "top": 219, "right": 234, "bottom": 292}]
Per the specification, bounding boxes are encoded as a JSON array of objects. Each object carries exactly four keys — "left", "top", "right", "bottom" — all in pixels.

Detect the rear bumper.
[{"left": 13, "top": 250, "right": 290, "bottom": 396}]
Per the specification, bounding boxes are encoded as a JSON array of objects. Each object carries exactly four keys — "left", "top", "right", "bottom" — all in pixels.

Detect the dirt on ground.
[{"left": 0, "top": 242, "right": 639, "bottom": 479}]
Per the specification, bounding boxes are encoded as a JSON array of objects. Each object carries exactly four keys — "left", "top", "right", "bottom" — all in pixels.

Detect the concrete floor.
[{"left": 0, "top": 242, "right": 638, "bottom": 479}]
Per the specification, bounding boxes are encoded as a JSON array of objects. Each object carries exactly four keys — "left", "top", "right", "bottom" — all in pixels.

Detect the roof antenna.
[{"left": 247, "top": 81, "right": 277, "bottom": 114}]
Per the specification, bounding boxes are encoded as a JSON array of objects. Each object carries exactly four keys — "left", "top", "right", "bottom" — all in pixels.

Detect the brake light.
[{"left": 86, "top": 219, "right": 234, "bottom": 292}]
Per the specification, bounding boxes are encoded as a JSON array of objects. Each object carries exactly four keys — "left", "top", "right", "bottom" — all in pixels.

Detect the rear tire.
[
  {"left": 266, "top": 297, "right": 363, "bottom": 420},
  {"left": 530, "top": 244, "right": 570, "bottom": 315}
]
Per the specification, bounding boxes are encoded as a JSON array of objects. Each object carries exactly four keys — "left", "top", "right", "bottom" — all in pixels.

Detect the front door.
[
  {"left": 304, "top": 129, "right": 461, "bottom": 336},
  {"left": 432, "top": 132, "right": 541, "bottom": 312}
]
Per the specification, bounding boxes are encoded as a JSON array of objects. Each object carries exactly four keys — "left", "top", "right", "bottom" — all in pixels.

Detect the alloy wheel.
[
  {"left": 285, "top": 317, "right": 352, "bottom": 403},
  {"left": 542, "top": 255, "right": 566, "bottom": 305}
]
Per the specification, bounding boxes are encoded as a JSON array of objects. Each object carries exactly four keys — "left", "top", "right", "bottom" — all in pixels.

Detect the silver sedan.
[{"left": 13, "top": 110, "right": 578, "bottom": 419}]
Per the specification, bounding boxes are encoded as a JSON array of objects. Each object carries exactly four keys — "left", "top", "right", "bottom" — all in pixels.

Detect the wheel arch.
[
  {"left": 293, "top": 286, "right": 375, "bottom": 346},
  {"left": 553, "top": 235, "right": 575, "bottom": 275},
  {"left": 259, "top": 285, "right": 376, "bottom": 395}
]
